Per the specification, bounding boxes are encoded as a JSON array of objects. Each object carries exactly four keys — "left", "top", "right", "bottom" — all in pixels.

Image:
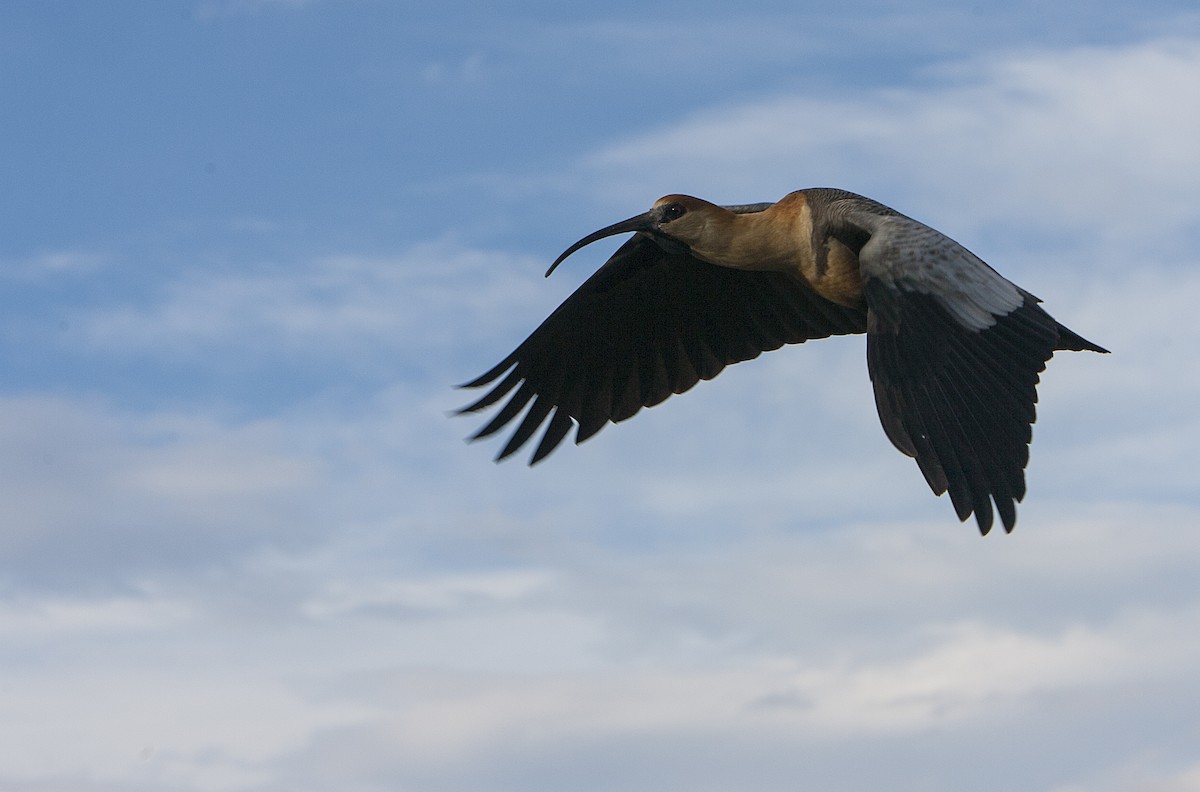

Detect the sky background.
[{"left": 2, "top": 2, "right": 1199, "bottom": 790}]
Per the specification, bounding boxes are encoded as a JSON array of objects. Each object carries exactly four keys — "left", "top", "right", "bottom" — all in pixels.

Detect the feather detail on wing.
[
  {"left": 459, "top": 232, "right": 866, "bottom": 464},
  {"left": 853, "top": 213, "right": 1067, "bottom": 533}
]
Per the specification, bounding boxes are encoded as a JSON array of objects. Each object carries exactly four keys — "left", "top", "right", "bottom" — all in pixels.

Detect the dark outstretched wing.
[
  {"left": 460, "top": 232, "right": 867, "bottom": 464},
  {"left": 847, "top": 211, "right": 1107, "bottom": 534}
]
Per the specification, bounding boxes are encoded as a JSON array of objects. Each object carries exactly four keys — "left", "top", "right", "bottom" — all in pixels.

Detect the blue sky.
[{"left": 3, "top": 2, "right": 1200, "bottom": 790}]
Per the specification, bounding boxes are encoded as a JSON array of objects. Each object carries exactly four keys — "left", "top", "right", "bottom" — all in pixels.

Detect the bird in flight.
[{"left": 458, "top": 189, "right": 1107, "bottom": 534}]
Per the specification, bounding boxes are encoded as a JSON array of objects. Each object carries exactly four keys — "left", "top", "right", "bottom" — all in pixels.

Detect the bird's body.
[{"left": 460, "top": 188, "right": 1107, "bottom": 534}]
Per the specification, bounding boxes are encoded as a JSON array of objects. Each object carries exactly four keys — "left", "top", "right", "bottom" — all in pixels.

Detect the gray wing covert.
[{"left": 852, "top": 213, "right": 1059, "bottom": 534}]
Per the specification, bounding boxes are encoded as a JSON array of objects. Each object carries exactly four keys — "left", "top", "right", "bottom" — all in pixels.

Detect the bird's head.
[{"left": 545, "top": 194, "right": 725, "bottom": 276}]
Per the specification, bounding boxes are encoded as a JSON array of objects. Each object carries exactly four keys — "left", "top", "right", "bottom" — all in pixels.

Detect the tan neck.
[
  {"left": 690, "top": 194, "right": 817, "bottom": 278},
  {"left": 687, "top": 193, "right": 862, "bottom": 307}
]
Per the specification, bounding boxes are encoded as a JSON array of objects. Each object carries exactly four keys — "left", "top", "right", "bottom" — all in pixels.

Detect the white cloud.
[
  {"left": 0, "top": 249, "right": 107, "bottom": 280},
  {"left": 0, "top": 664, "right": 365, "bottom": 790},
  {"left": 76, "top": 243, "right": 551, "bottom": 380},
  {"left": 190, "top": 0, "right": 313, "bottom": 21},
  {"left": 0, "top": 591, "right": 192, "bottom": 636},
  {"left": 4, "top": 500, "right": 1199, "bottom": 792},
  {"left": 574, "top": 36, "right": 1200, "bottom": 256},
  {"left": 0, "top": 396, "right": 332, "bottom": 587},
  {"left": 1105, "top": 764, "right": 1200, "bottom": 792},
  {"left": 299, "top": 568, "right": 560, "bottom": 619},
  {"left": 421, "top": 53, "right": 489, "bottom": 85}
]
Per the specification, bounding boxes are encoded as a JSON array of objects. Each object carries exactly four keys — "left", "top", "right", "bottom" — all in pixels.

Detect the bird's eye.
[{"left": 660, "top": 203, "right": 687, "bottom": 222}]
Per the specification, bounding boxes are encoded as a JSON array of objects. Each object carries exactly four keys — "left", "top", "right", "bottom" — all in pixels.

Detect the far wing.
[
  {"left": 851, "top": 214, "right": 1059, "bottom": 534},
  {"left": 460, "top": 232, "right": 867, "bottom": 464}
]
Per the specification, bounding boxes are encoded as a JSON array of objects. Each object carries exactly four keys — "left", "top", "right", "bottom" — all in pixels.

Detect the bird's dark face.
[{"left": 544, "top": 194, "right": 714, "bottom": 276}]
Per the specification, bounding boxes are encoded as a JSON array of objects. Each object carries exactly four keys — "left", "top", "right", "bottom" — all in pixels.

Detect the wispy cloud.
[
  {"left": 573, "top": 36, "right": 1200, "bottom": 253},
  {"left": 0, "top": 396, "right": 329, "bottom": 587},
  {"left": 0, "top": 591, "right": 193, "bottom": 636},
  {"left": 0, "top": 249, "right": 107, "bottom": 280},
  {"left": 189, "top": 0, "right": 314, "bottom": 21},
  {"left": 75, "top": 243, "right": 549, "bottom": 379},
  {"left": 6, "top": 506, "right": 1194, "bottom": 791}
]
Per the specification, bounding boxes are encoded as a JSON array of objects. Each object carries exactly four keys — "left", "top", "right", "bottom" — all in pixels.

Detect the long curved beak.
[{"left": 545, "top": 212, "right": 656, "bottom": 277}]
